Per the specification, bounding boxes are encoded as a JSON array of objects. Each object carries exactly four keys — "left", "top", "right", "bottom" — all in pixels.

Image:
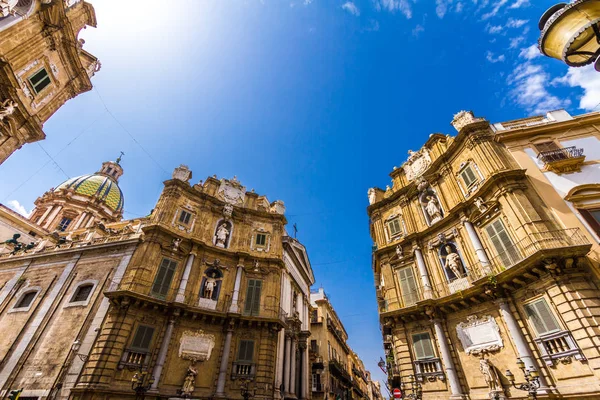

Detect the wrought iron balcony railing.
[
  {"left": 537, "top": 146, "right": 584, "bottom": 163},
  {"left": 534, "top": 330, "right": 585, "bottom": 366},
  {"left": 414, "top": 358, "right": 444, "bottom": 382}
]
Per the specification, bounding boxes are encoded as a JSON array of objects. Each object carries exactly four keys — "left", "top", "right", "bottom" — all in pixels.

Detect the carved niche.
[
  {"left": 403, "top": 149, "right": 432, "bottom": 182},
  {"left": 456, "top": 315, "right": 503, "bottom": 355}
]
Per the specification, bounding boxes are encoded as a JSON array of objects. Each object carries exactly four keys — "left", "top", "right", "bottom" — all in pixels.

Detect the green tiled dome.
[{"left": 55, "top": 174, "right": 124, "bottom": 212}]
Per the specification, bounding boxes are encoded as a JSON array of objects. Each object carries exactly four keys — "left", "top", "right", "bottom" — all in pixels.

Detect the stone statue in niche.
[
  {"left": 181, "top": 364, "right": 198, "bottom": 396},
  {"left": 479, "top": 358, "right": 502, "bottom": 393},
  {"left": 203, "top": 276, "right": 216, "bottom": 299},
  {"left": 368, "top": 188, "right": 376, "bottom": 205},
  {"left": 425, "top": 196, "right": 443, "bottom": 223},
  {"left": 474, "top": 197, "right": 488, "bottom": 213},
  {"left": 215, "top": 221, "right": 231, "bottom": 248},
  {"left": 444, "top": 245, "right": 464, "bottom": 279},
  {"left": 395, "top": 245, "right": 404, "bottom": 260}
]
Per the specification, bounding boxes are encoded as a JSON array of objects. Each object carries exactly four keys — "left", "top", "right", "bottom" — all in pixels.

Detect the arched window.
[
  {"left": 71, "top": 283, "right": 94, "bottom": 303},
  {"left": 10, "top": 287, "right": 40, "bottom": 312}
]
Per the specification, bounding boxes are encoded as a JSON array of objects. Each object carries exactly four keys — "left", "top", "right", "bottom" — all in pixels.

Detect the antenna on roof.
[{"left": 293, "top": 223, "right": 298, "bottom": 239}]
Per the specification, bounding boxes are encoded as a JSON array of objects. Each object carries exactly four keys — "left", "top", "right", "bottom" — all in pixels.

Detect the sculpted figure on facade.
[
  {"left": 215, "top": 221, "right": 231, "bottom": 248},
  {"left": 474, "top": 197, "right": 488, "bottom": 213},
  {"left": 0, "top": 99, "right": 17, "bottom": 121},
  {"left": 479, "top": 358, "right": 501, "bottom": 393},
  {"left": 203, "top": 276, "right": 216, "bottom": 299},
  {"left": 426, "top": 196, "right": 443, "bottom": 223},
  {"left": 444, "top": 245, "right": 464, "bottom": 278},
  {"left": 181, "top": 364, "right": 198, "bottom": 396},
  {"left": 368, "top": 188, "right": 376, "bottom": 205}
]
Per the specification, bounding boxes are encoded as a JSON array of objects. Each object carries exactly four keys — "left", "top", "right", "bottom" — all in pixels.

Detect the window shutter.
[
  {"left": 412, "top": 333, "right": 434, "bottom": 360},
  {"left": 237, "top": 340, "right": 254, "bottom": 361},
  {"left": 151, "top": 258, "right": 177, "bottom": 297},
  {"left": 525, "top": 299, "right": 560, "bottom": 335},
  {"left": 244, "top": 280, "right": 262, "bottom": 315},
  {"left": 485, "top": 220, "right": 519, "bottom": 266},
  {"left": 461, "top": 166, "right": 478, "bottom": 188},
  {"left": 398, "top": 267, "right": 418, "bottom": 305},
  {"left": 131, "top": 326, "right": 155, "bottom": 350}
]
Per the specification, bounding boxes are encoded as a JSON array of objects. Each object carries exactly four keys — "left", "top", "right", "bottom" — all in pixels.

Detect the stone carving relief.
[
  {"left": 214, "top": 220, "right": 232, "bottom": 249},
  {"left": 172, "top": 165, "right": 192, "bottom": 183},
  {"left": 479, "top": 358, "right": 504, "bottom": 398},
  {"left": 180, "top": 365, "right": 197, "bottom": 397},
  {"left": 179, "top": 330, "right": 216, "bottom": 362},
  {"left": 0, "top": 99, "right": 18, "bottom": 122},
  {"left": 451, "top": 110, "right": 485, "bottom": 132},
  {"left": 456, "top": 315, "right": 503, "bottom": 355},
  {"left": 368, "top": 188, "right": 376, "bottom": 205},
  {"left": 218, "top": 176, "right": 246, "bottom": 205},
  {"left": 270, "top": 200, "right": 285, "bottom": 214},
  {"left": 403, "top": 149, "right": 432, "bottom": 182},
  {"left": 223, "top": 203, "right": 233, "bottom": 219},
  {"left": 417, "top": 179, "right": 444, "bottom": 226},
  {"left": 474, "top": 197, "right": 488, "bottom": 213}
]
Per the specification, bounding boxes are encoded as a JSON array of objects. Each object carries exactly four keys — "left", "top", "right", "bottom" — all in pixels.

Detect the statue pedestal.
[{"left": 489, "top": 391, "right": 507, "bottom": 400}]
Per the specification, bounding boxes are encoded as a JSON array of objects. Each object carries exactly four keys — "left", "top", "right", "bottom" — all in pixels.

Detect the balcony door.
[
  {"left": 244, "top": 279, "right": 262, "bottom": 316},
  {"left": 485, "top": 219, "right": 521, "bottom": 268}
]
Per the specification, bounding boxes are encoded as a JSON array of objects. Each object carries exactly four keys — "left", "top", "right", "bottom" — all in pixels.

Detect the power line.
[
  {"left": 36, "top": 143, "right": 70, "bottom": 179},
  {"left": 93, "top": 87, "right": 169, "bottom": 176}
]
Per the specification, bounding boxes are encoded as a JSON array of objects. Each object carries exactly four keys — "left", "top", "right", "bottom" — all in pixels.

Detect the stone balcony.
[
  {"left": 537, "top": 146, "right": 585, "bottom": 174},
  {"left": 380, "top": 228, "right": 591, "bottom": 316}
]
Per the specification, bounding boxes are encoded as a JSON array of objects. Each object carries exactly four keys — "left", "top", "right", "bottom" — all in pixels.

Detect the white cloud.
[
  {"left": 509, "top": 35, "right": 525, "bottom": 49},
  {"left": 486, "top": 24, "right": 503, "bottom": 34},
  {"left": 509, "top": 0, "right": 529, "bottom": 8},
  {"left": 455, "top": 2, "right": 464, "bottom": 12},
  {"left": 519, "top": 43, "right": 541, "bottom": 60},
  {"left": 508, "top": 62, "right": 569, "bottom": 114},
  {"left": 342, "top": 1, "right": 360, "bottom": 15},
  {"left": 482, "top": 0, "right": 508, "bottom": 20},
  {"left": 7, "top": 200, "right": 31, "bottom": 218},
  {"left": 436, "top": 0, "right": 453, "bottom": 18},
  {"left": 554, "top": 65, "right": 600, "bottom": 111},
  {"left": 412, "top": 24, "right": 425, "bottom": 37},
  {"left": 486, "top": 51, "right": 505, "bottom": 63},
  {"left": 506, "top": 18, "right": 528, "bottom": 28},
  {"left": 375, "top": 0, "right": 413, "bottom": 18}
]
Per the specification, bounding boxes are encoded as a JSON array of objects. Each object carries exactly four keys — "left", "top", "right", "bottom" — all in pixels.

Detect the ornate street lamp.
[
  {"left": 400, "top": 375, "right": 422, "bottom": 400},
  {"left": 239, "top": 378, "right": 256, "bottom": 400},
  {"left": 505, "top": 359, "right": 541, "bottom": 400},
  {"left": 131, "top": 369, "right": 154, "bottom": 400},
  {"left": 538, "top": 0, "right": 600, "bottom": 71}
]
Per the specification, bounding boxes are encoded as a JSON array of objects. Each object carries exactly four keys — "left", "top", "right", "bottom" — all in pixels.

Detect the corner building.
[
  {"left": 367, "top": 111, "right": 600, "bottom": 399},
  {"left": 0, "top": 0, "right": 99, "bottom": 164}
]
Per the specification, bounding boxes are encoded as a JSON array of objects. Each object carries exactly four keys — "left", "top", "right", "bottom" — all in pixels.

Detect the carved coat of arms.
[
  {"left": 403, "top": 149, "right": 432, "bottom": 181},
  {"left": 218, "top": 177, "right": 246, "bottom": 205}
]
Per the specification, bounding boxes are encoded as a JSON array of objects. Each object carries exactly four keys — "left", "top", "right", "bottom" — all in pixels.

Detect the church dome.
[{"left": 55, "top": 174, "right": 124, "bottom": 212}]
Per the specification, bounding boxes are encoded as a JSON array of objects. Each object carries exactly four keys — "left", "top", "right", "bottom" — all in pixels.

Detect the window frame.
[
  {"left": 243, "top": 279, "right": 262, "bottom": 316},
  {"left": 386, "top": 217, "right": 403, "bottom": 238},
  {"left": 457, "top": 161, "right": 483, "bottom": 196},
  {"left": 28, "top": 67, "right": 52, "bottom": 95},
  {"left": 411, "top": 332, "right": 436, "bottom": 360},
  {"left": 459, "top": 164, "right": 479, "bottom": 189},
  {"left": 179, "top": 210, "right": 192, "bottom": 225},
  {"left": 129, "top": 324, "right": 156, "bottom": 352},
  {"left": 9, "top": 287, "right": 41, "bottom": 313},
  {"left": 483, "top": 218, "right": 521, "bottom": 267},
  {"left": 523, "top": 297, "right": 562, "bottom": 337},
  {"left": 236, "top": 339, "right": 255, "bottom": 362},
  {"left": 65, "top": 280, "right": 98, "bottom": 308},
  {"left": 57, "top": 217, "right": 73, "bottom": 232},
  {"left": 578, "top": 207, "right": 600, "bottom": 237}
]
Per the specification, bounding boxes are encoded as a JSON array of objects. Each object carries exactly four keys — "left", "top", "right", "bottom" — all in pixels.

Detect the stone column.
[
  {"left": 150, "top": 317, "right": 176, "bottom": 390},
  {"left": 463, "top": 219, "right": 491, "bottom": 273},
  {"left": 43, "top": 205, "right": 62, "bottom": 229},
  {"left": 38, "top": 205, "right": 54, "bottom": 226},
  {"left": 229, "top": 264, "right": 243, "bottom": 313},
  {"left": 215, "top": 325, "right": 234, "bottom": 397},
  {"left": 283, "top": 334, "right": 292, "bottom": 395},
  {"left": 432, "top": 319, "right": 463, "bottom": 398},
  {"left": 497, "top": 299, "right": 548, "bottom": 387},
  {"left": 275, "top": 329, "right": 286, "bottom": 399},
  {"left": 176, "top": 252, "right": 196, "bottom": 303},
  {"left": 299, "top": 344, "right": 308, "bottom": 400},
  {"left": 290, "top": 338, "right": 297, "bottom": 397},
  {"left": 414, "top": 246, "right": 433, "bottom": 299},
  {"left": 72, "top": 212, "right": 87, "bottom": 231}
]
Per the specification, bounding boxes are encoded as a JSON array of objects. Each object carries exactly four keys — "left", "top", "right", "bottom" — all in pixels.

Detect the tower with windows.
[
  {"left": 28, "top": 159, "right": 125, "bottom": 232},
  {"left": 368, "top": 110, "right": 599, "bottom": 399}
]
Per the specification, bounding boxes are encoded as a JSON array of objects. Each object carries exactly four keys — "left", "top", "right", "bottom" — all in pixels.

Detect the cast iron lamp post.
[
  {"left": 400, "top": 375, "right": 422, "bottom": 400},
  {"left": 505, "top": 359, "right": 541, "bottom": 400},
  {"left": 538, "top": 0, "right": 600, "bottom": 71},
  {"left": 131, "top": 369, "right": 154, "bottom": 400},
  {"left": 239, "top": 378, "right": 255, "bottom": 400}
]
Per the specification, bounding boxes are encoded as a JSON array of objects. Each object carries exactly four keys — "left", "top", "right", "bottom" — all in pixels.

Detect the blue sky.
[{"left": 1, "top": 0, "right": 599, "bottom": 391}]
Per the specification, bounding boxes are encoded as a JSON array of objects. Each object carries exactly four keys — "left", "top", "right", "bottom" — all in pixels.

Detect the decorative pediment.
[
  {"left": 564, "top": 184, "right": 600, "bottom": 206},
  {"left": 403, "top": 149, "right": 432, "bottom": 182}
]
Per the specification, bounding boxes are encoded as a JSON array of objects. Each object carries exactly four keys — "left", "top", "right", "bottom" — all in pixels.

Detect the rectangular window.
[
  {"left": 130, "top": 325, "right": 155, "bottom": 351},
  {"left": 151, "top": 258, "right": 177, "bottom": 298},
  {"left": 398, "top": 266, "right": 419, "bottom": 306},
  {"left": 15, "top": 291, "right": 37, "bottom": 309},
  {"left": 412, "top": 333, "right": 435, "bottom": 360},
  {"left": 310, "top": 339, "right": 318, "bottom": 352},
  {"left": 255, "top": 233, "right": 267, "bottom": 247},
  {"left": 387, "top": 218, "right": 402, "bottom": 238},
  {"left": 237, "top": 340, "right": 255, "bottom": 361},
  {"left": 29, "top": 67, "right": 52, "bottom": 94},
  {"left": 579, "top": 208, "right": 600, "bottom": 237},
  {"left": 485, "top": 219, "right": 521, "bottom": 267},
  {"left": 179, "top": 210, "right": 191, "bottom": 224},
  {"left": 460, "top": 165, "right": 478, "bottom": 189},
  {"left": 311, "top": 309, "right": 318, "bottom": 323},
  {"left": 524, "top": 298, "right": 561, "bottom": 336},
  {"left": 243, "top": 279, "right": 262, "bottom": 316},
  {"left": 58, "top": 217, "right": 72, "bottom": 232},
  {"left": 71, "top": 284, "right": 94, "bottom": 303},
  {"left": 534, "top": 141, "right": 561, "bottom": 153}
]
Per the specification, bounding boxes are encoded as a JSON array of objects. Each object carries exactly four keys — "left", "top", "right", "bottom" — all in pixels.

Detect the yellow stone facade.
[
  {"left": 368, "top": 110, "right": 600, "bottom": 399},
  {"left": 0, "top": 0, "right": 99, "bottom": 164}
]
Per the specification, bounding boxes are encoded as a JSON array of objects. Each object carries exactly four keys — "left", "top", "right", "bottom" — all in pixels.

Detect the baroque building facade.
[
  {"left": 0, "top": 162, "right": 316, "bottom": 400},
  {"left": 309, "top": 288, "right": 379, "bottom": 400},
  {"left": 0, "top": 0, "right": 99, "bottom": 164},
  {"left": 368, "top": 110, "right": 600, "bottom": 399}
]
